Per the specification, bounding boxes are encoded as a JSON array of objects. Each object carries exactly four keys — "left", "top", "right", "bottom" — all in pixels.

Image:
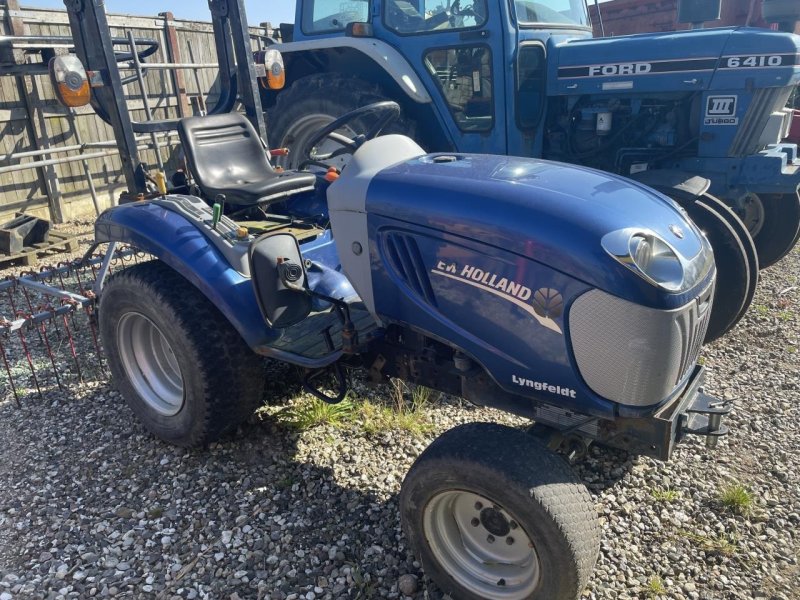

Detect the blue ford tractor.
[
  {"left": 58, "top": 1, "right": 732, "bottom": 598},
  {"left": 261, "top": 0, "right": 800, "bottom": 342}
]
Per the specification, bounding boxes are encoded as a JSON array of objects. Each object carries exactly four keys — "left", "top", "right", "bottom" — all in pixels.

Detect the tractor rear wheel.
[
  {"left": 697, "top": 194, "right": 759, "bottom": 327},
  {"left": 99, "top": 261, "right": 265, "bottom": 447},
  {"left": 267, "top": 74, "right": 415, "bottom": 170},
  {"left": 738, "top": 193, "right": 800, "bottom": 269},
  {"left": 680, "top": 200, "right": 752, "bottom": 343},
  {"left": 400, "top": 422, "right": 600, "bottom": 600}
]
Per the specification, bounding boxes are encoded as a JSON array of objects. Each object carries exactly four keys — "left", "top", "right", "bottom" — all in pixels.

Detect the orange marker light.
[
  {"left": 258, "top": 49, "right": 285, "bottom": 90},
  {"left": 48, "top": 56, "right": 92, "bottom": 108},
  {"left": 346, "top": 22, "right": 374, "bottom": 37}
]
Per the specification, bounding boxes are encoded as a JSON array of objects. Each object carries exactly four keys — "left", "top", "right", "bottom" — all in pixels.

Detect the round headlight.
[{"left": 603, "top": 229, "right": 689, "bottom": 292}]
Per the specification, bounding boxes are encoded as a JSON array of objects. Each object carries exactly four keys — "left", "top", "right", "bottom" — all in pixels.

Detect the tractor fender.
[
  {"left": 630, "top": 169, "right": 711, "bottom": 203},
  {"left": 94, "top": 202, "right": 281, "bottom": 351},
  {"left": 275, "top": 38, "right": 432, "bottom": 104}
]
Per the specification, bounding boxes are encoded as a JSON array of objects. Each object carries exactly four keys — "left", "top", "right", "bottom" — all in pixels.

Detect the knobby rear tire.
[{"left": 99, "top": 261, "right": 265, "bottom": 447}]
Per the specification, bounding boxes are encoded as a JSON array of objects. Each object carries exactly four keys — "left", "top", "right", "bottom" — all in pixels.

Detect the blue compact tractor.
[
  {"left": 58, "top": 2, "right": 732, "bottom": 598},
  {"left": 262, "top": 0, "right": 800, "bottom": 343}
]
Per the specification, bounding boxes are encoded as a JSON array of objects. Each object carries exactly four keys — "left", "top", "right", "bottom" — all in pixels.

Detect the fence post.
[{"left": 160, "top": 11, "right": 190, "bottom": 119}]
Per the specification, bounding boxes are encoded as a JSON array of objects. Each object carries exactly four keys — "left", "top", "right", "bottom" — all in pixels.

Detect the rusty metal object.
[{"left": 0, "top": 246, "right": 147, "bottom": 405}]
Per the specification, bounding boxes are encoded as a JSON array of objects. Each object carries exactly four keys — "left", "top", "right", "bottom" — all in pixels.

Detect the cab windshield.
[{"left": 514, "top": 0, "right": 590, "bottom": 27}]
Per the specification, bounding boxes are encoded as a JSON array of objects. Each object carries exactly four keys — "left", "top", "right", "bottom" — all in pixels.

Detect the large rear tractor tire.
[
  {"left": 267, "top": 74, "right": 415, "bottom": 170},
  {"left": 98, "top": 261, "right": 265, "bottom": 447},
  {"left": 737, "top": 192, "right": 800, "bottom": 269},
  {"left": 400, "top": 422, "right": 600, "bottom": 600},
  {"left": 680, "top": 199, "right": 752, "bottom": 343}
]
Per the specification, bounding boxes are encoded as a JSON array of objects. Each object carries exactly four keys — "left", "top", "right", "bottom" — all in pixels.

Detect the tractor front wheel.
[
  {"left": 98, "top": 261, "right": 265, "bottom": 447},
  {"left": 399, "top": 422, "right": 600, "bottom": 600}
]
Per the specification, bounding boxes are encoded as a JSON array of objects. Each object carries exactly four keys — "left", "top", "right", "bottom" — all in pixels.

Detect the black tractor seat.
[{"left": 177, "top": 113, "right": 316, "bottom": 207}]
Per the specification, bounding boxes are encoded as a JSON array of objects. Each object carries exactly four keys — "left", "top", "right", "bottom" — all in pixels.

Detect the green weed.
[
  {"left": 650, "top": 488, "right": 680, "bottom": 503},
  {"left": 681, "top": 530, "right": 738, "bottom": 556},
  {"left": 645, "top": 576, "right": 667, "bottom": 597},
  {"left": 276, "top": 396, "right": 355, "bottom": 431},
  {"left": 718, "top": 482, "right": 754, "bottom": 516},
  {"left": 358, "top": 380, "right": 435, "bottom": 437}
]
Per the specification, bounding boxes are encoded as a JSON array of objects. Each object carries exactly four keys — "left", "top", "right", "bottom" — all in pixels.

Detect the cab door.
[{"left": 376, "top": 0, "right": 509, "bottom": 154}]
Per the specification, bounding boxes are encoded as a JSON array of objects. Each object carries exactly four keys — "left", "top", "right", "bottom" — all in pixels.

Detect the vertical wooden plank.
[{"left": 161, "top": 12, "right": 189, "bottom": 118}]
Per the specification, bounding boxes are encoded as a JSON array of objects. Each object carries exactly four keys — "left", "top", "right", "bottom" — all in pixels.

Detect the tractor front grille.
[
  {"left": 730, "top": 87, "right": 793, "bottom": 157},
  {"left": 569, "top": 281, "right": 713, "bottom": 407}
]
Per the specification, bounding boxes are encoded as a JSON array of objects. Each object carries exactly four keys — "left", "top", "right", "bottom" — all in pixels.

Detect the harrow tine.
[
  {"left": 85, "top": 301, "right": 106, "bottom": 376},
  {"left": 73, "top": 259, "right": 90, "bottom": 296},
  {"left": 54, "top": 265, "right": 80, "bottom": 333},
  {"left": 39, "top": 306, "right": 65, "bottom": 393},
  {"left": 4, "top": 277, "right": 19, "bottom": 317},
  {"left": 60, "top": 303, "right": 84, "bottom": 383},
  {"left": 19, "top": 273, "right": 46, "bottom": 346},
  {"left": 17, "top": 317, "right": 43, "bottom": 401},
  {"left": 0, "top": 322, "right": 21, "bottom": 408}
]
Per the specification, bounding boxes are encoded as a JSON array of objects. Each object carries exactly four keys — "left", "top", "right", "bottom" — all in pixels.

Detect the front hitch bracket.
[{"left": 679, "top": 392, "right": 734, "bottom": 449}]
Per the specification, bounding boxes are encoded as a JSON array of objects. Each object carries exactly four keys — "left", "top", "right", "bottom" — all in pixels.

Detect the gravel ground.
[{"left": 0, "top": 241, "right": 797, "bottom": 600}]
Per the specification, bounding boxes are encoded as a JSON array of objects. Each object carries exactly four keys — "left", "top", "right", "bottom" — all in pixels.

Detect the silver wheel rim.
[
  {"left": 738, "top": 192, "right": 765, "bottom": 238},
  {"left": 423, "top": 490, "right": 540, "bottom": 599},
  {"left": 117, "top": 312, "right": 184, "bottom": 416},
  {"left": 276, "top": 112, "right": 357, "bottom": 171}
]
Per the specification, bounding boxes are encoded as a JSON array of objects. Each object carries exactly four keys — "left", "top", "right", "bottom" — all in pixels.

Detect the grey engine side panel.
[{"left": 326, "top": 135, "right": 426, "bottom": 319}]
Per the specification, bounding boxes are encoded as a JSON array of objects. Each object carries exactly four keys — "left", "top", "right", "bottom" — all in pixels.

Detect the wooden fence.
[{"left": 0, "top": 2, "right": 271, "bottom": 223}]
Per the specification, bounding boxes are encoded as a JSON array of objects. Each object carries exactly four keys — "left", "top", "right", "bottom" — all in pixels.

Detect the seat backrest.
[{"left": 178, "top": 113, "right": 274, "bottom": 194}]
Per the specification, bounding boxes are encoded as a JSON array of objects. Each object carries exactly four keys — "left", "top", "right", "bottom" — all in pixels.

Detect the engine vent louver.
[
  {"left": 729, "top": 87, "right": 792, "bottom": 157},
  {"left": 677, "top": 284, "right": 713, "bottom": 380},
  {"left": 384, "top": 233, "right": 437, "bottom": 306}
]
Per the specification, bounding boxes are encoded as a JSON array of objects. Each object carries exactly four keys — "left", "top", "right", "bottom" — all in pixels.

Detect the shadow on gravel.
[{"left": 0, "top": 378, "right": 426, "bottom": 599}]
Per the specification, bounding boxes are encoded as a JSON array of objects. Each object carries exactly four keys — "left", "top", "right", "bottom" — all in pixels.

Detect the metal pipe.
[
  {"left": 0, "top": 133, "right": 179, "bottom": 163},
  {"left": 67, "top": 109, "right": 102, "bottom": 216},
  {"left": 0, "top": 142, "right": 167, "bottom": 175},
  {"left": 127, "top": 31, "right": 164, "bottom": 171},
  {"left": 593, "top": 0, "right": 605, "bottom": 37},
  {"left": 119, "top": 62, "right": 221, "bottom": 70}
]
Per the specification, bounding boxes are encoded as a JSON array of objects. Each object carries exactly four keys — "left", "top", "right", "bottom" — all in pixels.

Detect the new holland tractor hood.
[
  {"left": 357, "top": 151, "right": 712, "bottom": 310},
  {"left": 328, "top": 136, "right": 716, "bottom": 419},
  {"left": 550, "top": 27, "right": 800, "bottom": 96}
]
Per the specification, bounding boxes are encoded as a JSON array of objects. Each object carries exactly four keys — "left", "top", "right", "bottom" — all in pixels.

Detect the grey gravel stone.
[{"left": 0, "top": 241, "right": 798, "bottom": 600}]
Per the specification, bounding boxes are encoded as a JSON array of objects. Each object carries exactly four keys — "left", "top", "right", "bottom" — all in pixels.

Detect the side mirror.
[
  {"left": 48, "top": 55, "right": 92, "bottom": 108},
  {"left": 249, "top": 233, "right": 312, "bottom": 328}
]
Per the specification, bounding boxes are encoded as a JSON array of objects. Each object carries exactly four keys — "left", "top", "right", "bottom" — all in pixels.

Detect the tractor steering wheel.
[{"left": 298, "top": 101, "right": 402, "bottom": 171}]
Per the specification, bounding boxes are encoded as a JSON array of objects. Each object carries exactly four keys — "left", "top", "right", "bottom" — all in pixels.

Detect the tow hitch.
[{"left": 680, "top": 392, "right": 734, "bottom": 449}]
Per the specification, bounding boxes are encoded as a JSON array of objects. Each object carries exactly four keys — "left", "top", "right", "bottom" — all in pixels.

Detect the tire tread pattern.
[
  {"left": 101, "top": 261, "right": 265, "bottom": 447},
  {"left": 401, "top": 422, "right": 600, "bottom": 599}
]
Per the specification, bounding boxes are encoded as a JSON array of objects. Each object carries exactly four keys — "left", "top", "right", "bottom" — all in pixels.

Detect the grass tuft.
[
  {"left": 276, "top": 396, "right": 355, "bottom": 431},
  {"left": 358, "top": 380, "right": 436, "bottom": 437},
  {"left": 650, "top": 488, "right": 680, "bottom": 503},
  {"left": 718, "top": 482, "right": 754, "bottom": 516},
  {"left": 681, "top": 530, "right": 738, "bottom": 556},
  {"left": 645, "top": 576, "right": 667, "bottom": 597}
]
